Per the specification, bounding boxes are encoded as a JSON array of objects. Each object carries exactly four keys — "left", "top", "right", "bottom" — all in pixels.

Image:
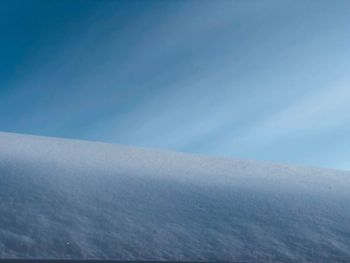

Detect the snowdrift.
[{"left": 0, "top": 131, "right": 349, "bottom": 261}]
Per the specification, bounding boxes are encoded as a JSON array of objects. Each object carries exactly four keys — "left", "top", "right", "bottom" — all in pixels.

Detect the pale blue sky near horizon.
[{"left": 1, "top": 0, "right": 350, "bottom": 170}]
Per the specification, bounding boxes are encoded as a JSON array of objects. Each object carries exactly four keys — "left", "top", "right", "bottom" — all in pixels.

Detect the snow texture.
[{"left": 0, "top": 131, "right": 350, "bottom": 261}]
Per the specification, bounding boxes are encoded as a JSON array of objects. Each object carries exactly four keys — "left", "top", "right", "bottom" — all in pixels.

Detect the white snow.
[{"left": 0, "top": 131, "right": 349, "bottom": 261}]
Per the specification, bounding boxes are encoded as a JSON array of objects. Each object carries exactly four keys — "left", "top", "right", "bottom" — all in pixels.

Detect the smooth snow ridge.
[{"left": 0, "top": 131, "right": 349, "bottom": 262}]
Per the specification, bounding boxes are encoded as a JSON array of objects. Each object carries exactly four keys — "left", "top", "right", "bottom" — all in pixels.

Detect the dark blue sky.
[{"left": 1, "top": 0, "right": 350, "bottom": 170}]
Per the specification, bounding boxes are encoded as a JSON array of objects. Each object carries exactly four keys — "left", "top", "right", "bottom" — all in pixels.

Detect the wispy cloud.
[{"left": 1, "top": 0, "right": 350, "bottom": 169}]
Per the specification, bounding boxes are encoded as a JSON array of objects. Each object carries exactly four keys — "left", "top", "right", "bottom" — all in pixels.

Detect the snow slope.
[{"left": 0, "top": 131, "right": 349, "bottom": 261}]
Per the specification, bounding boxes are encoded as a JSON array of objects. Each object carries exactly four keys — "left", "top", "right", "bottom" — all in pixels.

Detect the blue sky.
[{"left": 1, "top": 0, "right": 350, "bottom": 170}]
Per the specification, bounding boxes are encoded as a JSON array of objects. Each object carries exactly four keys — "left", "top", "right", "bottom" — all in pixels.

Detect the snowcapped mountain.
[{"left": 0, "top": 131, "right": 349, "bottom": 261}]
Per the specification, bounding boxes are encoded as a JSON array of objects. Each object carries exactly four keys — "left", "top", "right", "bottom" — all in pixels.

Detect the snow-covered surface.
[{"left": 0, "top": 131, "right": 349, "bottom": 261}]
